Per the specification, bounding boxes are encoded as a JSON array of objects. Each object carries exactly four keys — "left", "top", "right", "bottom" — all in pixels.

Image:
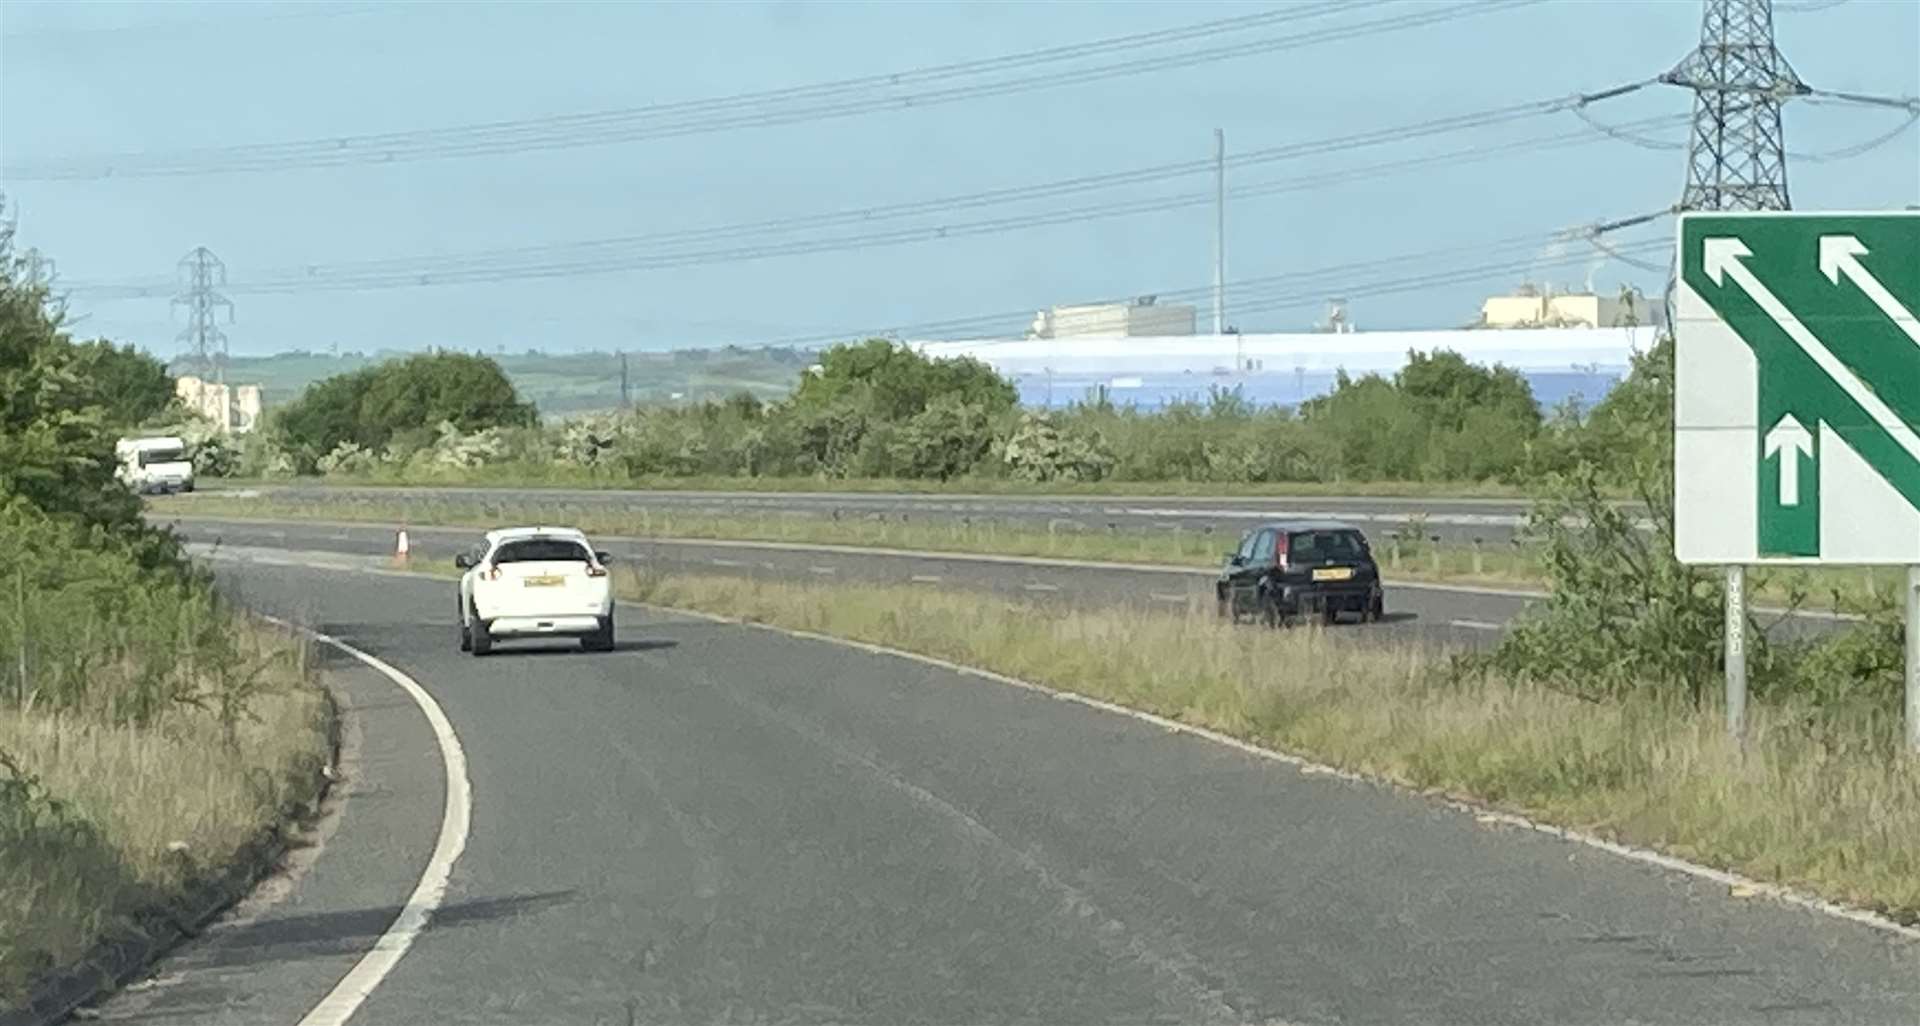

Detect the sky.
[{"left": 1, "top": 0, "right": 1916, "bottom": 359}]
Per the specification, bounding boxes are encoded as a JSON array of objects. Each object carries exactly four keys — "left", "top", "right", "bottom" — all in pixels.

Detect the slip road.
[{"left": 84, "top": 558, "right": 1917, "bottom": 1025}]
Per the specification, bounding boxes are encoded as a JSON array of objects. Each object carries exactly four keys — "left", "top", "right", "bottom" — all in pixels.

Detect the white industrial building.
[
  {"left": 913, "top": 325, "right": 1658, "bottom": 410},
  {"left": 176, "top": 375, "right": 264, "bottom": 434},
  {"left": 1029, "top": 299, "right": 1197, "bottom": 338},
  {"left": 1479, "top": 287, "right": 1666, "bottom": 330}
]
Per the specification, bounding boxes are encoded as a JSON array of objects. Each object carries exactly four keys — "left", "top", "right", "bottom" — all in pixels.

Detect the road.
[
  {"left": 161, "top": 515, "right": 1541, "bottom": 647},
  {"left": 200, "top": 483, "right": 1580, "bottom": 545},
  {"left": 85, "top": 557, "right": 1918, "bottom": 1025}
]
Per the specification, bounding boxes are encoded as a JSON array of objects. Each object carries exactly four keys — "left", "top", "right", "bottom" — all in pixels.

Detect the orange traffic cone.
[{"left": 394, "top": 529, "right": 411, "bottom": 567}]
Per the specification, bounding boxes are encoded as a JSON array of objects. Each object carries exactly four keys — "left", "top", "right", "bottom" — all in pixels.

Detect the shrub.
[
  {"left": 275, "top": 351, "right": 535, "bottom": 470},
  {"left": 1003, "top": 412, "right": 1114, "bottom": 483}
]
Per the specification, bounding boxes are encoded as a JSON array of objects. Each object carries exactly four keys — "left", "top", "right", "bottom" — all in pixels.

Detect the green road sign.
[{"left": 1675, "top": 211, "right": 1920, "bottom": 565}]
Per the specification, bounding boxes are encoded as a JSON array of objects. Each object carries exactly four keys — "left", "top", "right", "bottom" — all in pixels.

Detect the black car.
[{"left": 1216, "top": 520, "right": 1384, "bottom": 626}]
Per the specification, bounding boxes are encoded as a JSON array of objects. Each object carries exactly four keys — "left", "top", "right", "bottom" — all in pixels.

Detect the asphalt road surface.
[
  {"left": 86, "top": 560, "right": 1919, "bottom": 1025},
  {"left": 200, "top": 483, "right": 1580, "bottom": 545},
  {"left": 161, "top": 515, "right": 1540, "bottom": 648}
]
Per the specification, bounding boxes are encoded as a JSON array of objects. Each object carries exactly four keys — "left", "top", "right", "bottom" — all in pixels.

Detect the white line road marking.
[
  {"left": 280, "top": 620, "right": 473, "bottom": 1026},
  {"left": 1448, "top": 619, "right": 1502, "bottom": 631},
  {"left": 808, "top": 566, "right": 838, "bottom": 575},
  {"left": 696, "top": 609, "right": 1920, "bottom": 944},
  {"left": 168, "top": 514, "right": 1862, "bottom": 623},
  {"left": 1149, "top": 592, "right": 1189, "bottom": 603},
  {"left": 1022, "top": 582, "right": 1060, "bottom": 592},
  {"left": 909, "top": 574, "right": 943, "bottom": 584},
  {"left": 709, "top": 558, "right": 745, "bottom": 567},
  {"left": 1115, "top": 506, "right": 1526, "bottom": 527},
  {"left": 209, "top": 549, "right": 1916, "bottom": 943}
]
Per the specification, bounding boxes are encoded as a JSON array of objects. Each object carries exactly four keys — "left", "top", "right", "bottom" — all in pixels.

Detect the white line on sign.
[
  {"left": 1820, "top": 235, "right": 1920, "bottom": 347},
  {"left": 1707, "top": 237, "right": 1920, "bottom": 463},
  {"left": 1449, "top": 619, "right": 1502, "bottom": 631}
]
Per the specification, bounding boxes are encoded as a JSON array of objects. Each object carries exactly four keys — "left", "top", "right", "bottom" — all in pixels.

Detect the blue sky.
[{"left": 2, "top": 0, "right": 1916, "bottom": 358}]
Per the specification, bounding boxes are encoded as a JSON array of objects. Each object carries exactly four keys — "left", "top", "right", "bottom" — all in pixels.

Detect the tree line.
[{"left": 233, "top": 337, "right": 1654, "bottom": 488}]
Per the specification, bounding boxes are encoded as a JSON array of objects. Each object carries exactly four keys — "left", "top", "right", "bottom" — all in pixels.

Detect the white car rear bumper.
[{"left": 487, "top": 615, "right": 604, "bottom": 637}]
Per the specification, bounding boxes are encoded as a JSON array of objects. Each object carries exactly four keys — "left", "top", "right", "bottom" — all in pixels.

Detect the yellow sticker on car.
[
  {"left": 1311, "top": 567, "right": 1354, "bottom": 582},
  {"left": 523, "top": 575, "right": 565, "bottom": 587}
]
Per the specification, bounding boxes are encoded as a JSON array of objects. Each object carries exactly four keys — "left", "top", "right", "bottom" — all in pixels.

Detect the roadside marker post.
[
  {"left": 1675, "top": 211, "right": 1920, "bottom": 753},
  {"left": 1909, "top": 567, "right": 1920, "bottom": 754},
  {"left": 1725, "top": 566, "right": 1746, "bottom": 744}
]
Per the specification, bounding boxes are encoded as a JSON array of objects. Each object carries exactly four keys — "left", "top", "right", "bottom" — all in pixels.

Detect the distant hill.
[{"left": 172, "top": 347, "right": 817, "bottom": 418}]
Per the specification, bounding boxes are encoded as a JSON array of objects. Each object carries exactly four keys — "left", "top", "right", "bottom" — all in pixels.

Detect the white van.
[{"left": 115, "top": 436, "right": 195, "bottom": 494}]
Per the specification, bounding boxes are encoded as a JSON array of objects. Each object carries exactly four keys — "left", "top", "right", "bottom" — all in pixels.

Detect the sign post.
[
  {"left": 1909, "top": 567, "right": 1920, "bottom": 754},
  {"left": 1674, "top": 211, "right": 1920, "bottom": 753},
  {"left": 1724, "top": 566, "right": 1746, "bottom": 742}
]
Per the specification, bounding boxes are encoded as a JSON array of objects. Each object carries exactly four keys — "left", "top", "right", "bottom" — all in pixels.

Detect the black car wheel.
[
  {"left": 581, "top": 616, "right": 616, "bottom": 652},
  {"left": 469, "top": 603, "right": 493, "bottom": 656},
  {"left": 1368, "top": 593, "right": 1385, "bottom": 623}
]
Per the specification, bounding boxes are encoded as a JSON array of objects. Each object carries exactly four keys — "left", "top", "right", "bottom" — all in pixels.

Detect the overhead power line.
[
  {"left": 0, "top": 3, "right": 387, "bottom": 41},
  {"left": 64, "top": 100, "right": 1674, "bottom": 300},
  {"left": 1790, "top": 107, "right": 1920, "bottom": 162},
  {"left": 3, "top": 0, "right": 1540, "bottom": 180},
  {"left": 1806, "top": 87, "right": 1920, "bottom": 113}
]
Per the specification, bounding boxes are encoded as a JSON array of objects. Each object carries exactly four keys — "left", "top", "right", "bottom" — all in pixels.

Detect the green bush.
[
  {"left": 275, "top": 351, "right": 535, "bottom": 471},
  {"left": 249, "top": 338, "right": 1592, "bottom": 488},
  {"left": 1467, "top": 338, "right": 1904, "bottom": 725},
  {"left": 1002, "top": 411, "right": 1115, "bottom": 483},
  {"left": 66, "top": 339, "right": 177, "bottom": 429}
]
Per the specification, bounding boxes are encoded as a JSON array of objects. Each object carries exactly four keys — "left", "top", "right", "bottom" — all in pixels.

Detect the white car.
[{"left": 456, "top": 527, "right": 615, "bottom": 655}]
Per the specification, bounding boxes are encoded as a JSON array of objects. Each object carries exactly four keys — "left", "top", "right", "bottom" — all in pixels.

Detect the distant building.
[
  {"left": 1030, "top": 298, "right": 1197, "bottom": 338},
  {"left": 1479, "top": 286, "right": 1666, "bottom": 330},
  {"left": 913, "top": 326, "right": 1658, "bottom": 411},
  {"left": 176, "top": 375, "right": 263, "bottom": 434}
]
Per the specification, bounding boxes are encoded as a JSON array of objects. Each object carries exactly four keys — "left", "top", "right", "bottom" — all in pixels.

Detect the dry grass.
[
  {"left": 0, "top": 622, "right": 330, "bottom": 1007},
  {"left": 625, "top": 570, "right": 1920, "bottom": 924}
]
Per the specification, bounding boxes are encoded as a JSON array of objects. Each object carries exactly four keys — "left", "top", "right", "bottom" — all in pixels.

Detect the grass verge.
[
  {"left": 220, "top": 470, "right": 1556, "bottom": 500},
  {"left": 159, "top": 494, "right": 1551, "bottom": 588},
  {"left": 621, "top": 569, "right": 1920, "bottom": 925},
  {"left": 0, "top": 620, "right": 330, "bottom": 1010},
  {"left": 156, "top": 492, "right": 1899, "bottom": 611}
]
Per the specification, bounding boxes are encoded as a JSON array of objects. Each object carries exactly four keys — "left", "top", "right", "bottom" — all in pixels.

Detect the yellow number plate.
[
  {"left": 1311, "top": 567, "right": 1355, "bottom": 582},
  {"left": 523, "top": 575, "right": 565, "bottom": 587}
]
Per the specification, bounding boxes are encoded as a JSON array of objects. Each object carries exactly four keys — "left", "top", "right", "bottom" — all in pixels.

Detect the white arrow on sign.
[
  {"left": 1704, "top": 237, "right": 1920, "bottom": 464},
  {"left": 1764, "top": 413, "right": 1815, "bottom": 505},
  {"left": 1820, "top": 235, "right": 1920, "bottom": 348}
]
